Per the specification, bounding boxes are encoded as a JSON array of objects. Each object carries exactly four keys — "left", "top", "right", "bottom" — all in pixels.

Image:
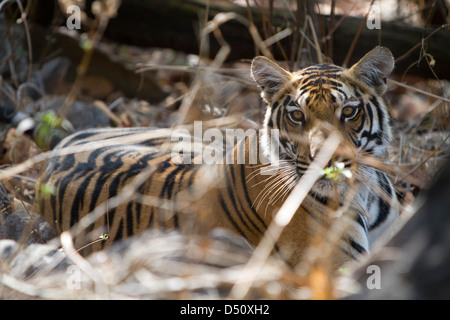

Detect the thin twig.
[
  {"left": 12, "top": 0, "right": 33, "bottom": 110},
  {"left": 405, "top": 132, "right": 450, "bottom": 176},
  {"left": 395, "top": 23, "right": 450, "bottom": 64},
  {"left": 342, "top": 0, "right": 375, "bottom": 68},
  {"left": 60, "top": 231, "right": 109, "bottom": 298},
  {"left": 388, "top": 79, "right": 450, "bottom": 104},
  {"left": 308, "top": 15, "right": 323, "bottom": 64}
]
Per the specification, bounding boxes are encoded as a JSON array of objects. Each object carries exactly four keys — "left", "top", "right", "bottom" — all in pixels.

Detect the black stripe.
[
  {"left": 357, "top": 213, "right": 369, "bottom": 233},
  {"left": 361, "top": 98, "right": 382, "bottom": 149},
  {"left": 309, "top": 190, "right": 329, "bottom": 206},
  {"left": 59, "top": 131, "right": 102, "bottom": 148},
  {"left": 299, "top": 77, "right": 343, "bottom": 91},
  {"left": 173, "top": 164, "right": 194, "bottom": 228},
  {"left": 340, "top": 247, "right": 357, "bottom": 260},
  {"left": 49, "top": 192, "right": 57, "bottom": 227},
  {"left": 125, "top": 201, "right": 134, "bottom": 237},
  {"left": 355, "top": 107, "right": 366, "bottom": 133},
  {"left": 302, "top": 201, "right": 328, "bottom": 227},
  {"left": 60, "top": 129, "right": 145, "bottom": 148},
  {"left": 349, "top": 238, "right": 367, "bottom": 254},
  {"left": 115, "top": 217, "right": 124, "bottom": 241},
  {"left": 302, "top": 66, "right": 341, "bottom": 74},
  {"left": 160, "top": 164, "right": 186, "bottom": 199},
  {"left": 275, "top": 107, "right": 283, "bottom": 130},
  {"left": 89, "top": 150, "right": 128, "bottom": 212},
  {"left": 279, "top": 138, "right": 291, "bottom": 156},
  {"left": 187, "top": 165, "right": 201, "bottom": 190},
  {"left": 69, "top": 172, "right": 94, "bottom": 227},
  {"left": 369, "top": 171, "right": 392, "bottom": 231},
  {"left": 68, "top": 147, "right": 110, "bottom": 227},
  {"left": 240, "top": 164, "right": 268, "bottom": 231},
  {"left": 371, "top": 96, "right": 385, "bottom": 145},
  {"left": 224, "top": 165, "right": 257, "bottom": 235},
  {"left": 239, "top": 162, "right": 284, "bottom": 255},
  {"left": 365, "top": 101, "right": 374, "bottom": 138},
  {"left": 159, "top": 164, "right": 186, "bottom": 229},
  {"left": 231, "top": 164, "right": 267, "bottom": 236},
  {"left": 148, "top": 207, "right": 155, "bottom": 228},
  {"left": 218, "top": 194, "right": 247, "bottom": 239},
  {"left": 56, "top": 155, "right": 76, "bottom": 224},
  {"left": 135, "top": 199, "right": 142, "bottom": 227}
]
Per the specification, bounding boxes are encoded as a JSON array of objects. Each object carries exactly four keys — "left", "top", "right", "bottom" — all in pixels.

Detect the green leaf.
[
  {"left": 39, "top": 183, "right": 56, "bottom": 196},
  {"left": 321, "top": 162, "right": 353, "bottom": 182},
  {"left": 99, "top": 234, "right": 109, "bottom": 240}
]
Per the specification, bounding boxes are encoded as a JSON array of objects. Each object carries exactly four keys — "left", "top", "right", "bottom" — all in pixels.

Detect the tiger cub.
[{"left": 36, "top": 46, "right": 399, "bottom": 267}]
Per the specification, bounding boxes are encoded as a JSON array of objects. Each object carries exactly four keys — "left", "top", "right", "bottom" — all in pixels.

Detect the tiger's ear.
[
  {"left": 251, "top": 56, "right": 292, "bottom": 103},
  {"left": 348, "top": 46, "right": 394, "bottom": 95}
]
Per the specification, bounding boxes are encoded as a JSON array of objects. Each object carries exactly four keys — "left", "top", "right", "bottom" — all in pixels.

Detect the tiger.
[{"left": 36, "top": 46, "right": 399, "bottom": 267}]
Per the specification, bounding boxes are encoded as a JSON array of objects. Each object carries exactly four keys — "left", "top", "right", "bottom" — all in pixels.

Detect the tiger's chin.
[
  {"left": 291, "top": 165, "right": 347, "bottom": 197},
  {"left": 310, "top": 177, "right": 348, "bottom": 202}
]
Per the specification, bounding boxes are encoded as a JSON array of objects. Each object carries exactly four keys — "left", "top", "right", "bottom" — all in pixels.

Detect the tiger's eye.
[
  {"left": 290, "top": 110, "right": 304, "bottom": 122},
  {"left": 342, "top": 106, "right": 356, "bottom": 117}
]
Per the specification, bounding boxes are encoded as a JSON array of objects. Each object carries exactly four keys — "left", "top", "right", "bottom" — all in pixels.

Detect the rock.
[
  {"left": 25, "top": 96, "right": 110, "bottom": 131},
  {"left": 0, "top": 239, "right": 19, "bottom": 261},
  {"left": 0, "top": 210, "right": 56, "bottom": 245}
]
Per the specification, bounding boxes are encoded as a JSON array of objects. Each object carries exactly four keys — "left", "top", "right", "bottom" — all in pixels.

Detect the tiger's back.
[{"left": 37, "top": 127, "right": 206, "bottom": 245}]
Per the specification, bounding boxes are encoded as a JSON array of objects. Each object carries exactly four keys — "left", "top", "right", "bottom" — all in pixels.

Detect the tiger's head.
[{"left": 251, "top": 46, "right": 394, "bottom": 197}]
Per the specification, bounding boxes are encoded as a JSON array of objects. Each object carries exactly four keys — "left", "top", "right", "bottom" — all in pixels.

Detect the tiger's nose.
[
  {"left": 308, "top": 129, "right": 335, "bottom": 168},
  {"left": 308, "top": 127, "right": 326, "bottom": 159},
  {"left": 308, "top": 127, "right": 350, "bottom": 169}
]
